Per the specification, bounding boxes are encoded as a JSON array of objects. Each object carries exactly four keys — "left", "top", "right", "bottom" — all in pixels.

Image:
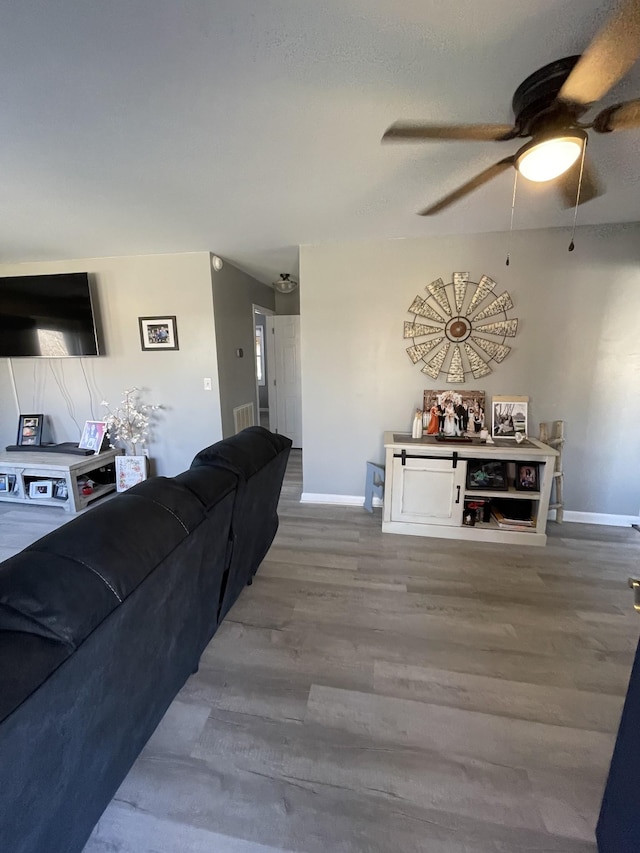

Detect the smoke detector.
[{"left": 273, "top": 273, "right": 298, "bottom": 294}]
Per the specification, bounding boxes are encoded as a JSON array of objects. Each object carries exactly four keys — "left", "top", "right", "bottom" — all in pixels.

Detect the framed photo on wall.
[
  {"left": 17, "top": 414, "right": 43, "bottom": 446},
  {"left": 139, "top": 316, "right": 179, "bottom": 351}
]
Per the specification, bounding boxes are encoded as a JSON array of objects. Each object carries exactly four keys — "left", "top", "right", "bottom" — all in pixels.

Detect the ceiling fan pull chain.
[
  {"left": 506, "top": 169, "right": 519, "bottom": 266},
  {"left": 568, "top": 141, "right": 587, "bottom": 252}
]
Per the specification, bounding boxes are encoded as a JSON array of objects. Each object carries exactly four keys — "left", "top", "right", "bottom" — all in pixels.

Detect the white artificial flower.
[{"left": 101, "top": 388, "right": 161, "bottom": 455}]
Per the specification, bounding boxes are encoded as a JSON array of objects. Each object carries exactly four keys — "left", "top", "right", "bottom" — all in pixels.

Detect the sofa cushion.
[
  {"left": 0, "top": 551, "right": 120, "bottom": 648},
  {"left": 243, "top": 426, "right": 292, "bottom": 455},
  {"left": 24, "top": 487, "right": 203, "bottom": 605},
  {"left": 190, "top": 426, "right": 281, "bottom": 479},
  {"left": 174, "top": 466, "right": 237, "bottom": 512},
  {"left": 125, "top": 476, "right": 206, "bottom": 532}
]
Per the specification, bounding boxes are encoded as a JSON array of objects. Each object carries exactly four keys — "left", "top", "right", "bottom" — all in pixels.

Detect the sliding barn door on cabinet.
[{"left": 390, "top": 456, "right": 466, "bottom": 526}]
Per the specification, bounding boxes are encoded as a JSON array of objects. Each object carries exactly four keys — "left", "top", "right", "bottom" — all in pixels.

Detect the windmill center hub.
[{"left": 446, "top": 317, "right": 471, "bottom": 341}]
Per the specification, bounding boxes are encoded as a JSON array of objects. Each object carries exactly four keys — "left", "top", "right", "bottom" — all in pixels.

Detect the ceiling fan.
[{"left": 382, "top": 0, "right": 640, "bottom": 215}]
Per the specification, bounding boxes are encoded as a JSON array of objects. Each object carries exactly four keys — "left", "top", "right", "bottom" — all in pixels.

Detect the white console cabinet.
[{"left": 383, "top": 432, "right": 558, "bottom": 546}]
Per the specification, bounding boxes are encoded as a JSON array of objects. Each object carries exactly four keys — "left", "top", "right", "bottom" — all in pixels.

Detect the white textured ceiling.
[{"left": 1, "top": 0, "right": 639, "bottom": 283}]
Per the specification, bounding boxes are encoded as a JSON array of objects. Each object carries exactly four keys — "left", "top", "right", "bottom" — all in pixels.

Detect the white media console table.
[
  {"left": 0, "top": 448, "right": 122, "bottom": 513},
  {"left": 383, "top": 432, "right": 559, "bottom": 546}
]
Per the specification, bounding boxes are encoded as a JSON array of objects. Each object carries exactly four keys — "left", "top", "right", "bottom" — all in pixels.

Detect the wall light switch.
[{"left": 203, "top": 377, "right": 212, "bottom": 391}]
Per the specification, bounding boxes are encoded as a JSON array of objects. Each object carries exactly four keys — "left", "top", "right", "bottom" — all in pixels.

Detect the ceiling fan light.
[
  {"left": 515, "top": 133, "right": 586, "bottom": 182},
  {"left": 273, "top": 273, "right": 298, "bottom": 294}
]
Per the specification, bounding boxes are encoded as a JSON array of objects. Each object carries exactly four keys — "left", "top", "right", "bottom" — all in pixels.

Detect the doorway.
[
  {"left": 252, "top": 305, "right": 274, "bottom": 431},
  {"left": 270, "top": 314, "right": 302, "bottom": 448}
]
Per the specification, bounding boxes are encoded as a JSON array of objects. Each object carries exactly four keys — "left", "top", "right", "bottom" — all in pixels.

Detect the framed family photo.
[
  {"left": 139, "top": 316, "right": 179, "bottom": 351},
  {"left": 79, "top": 420, "right": 107, "bottom": 453},
  {"left": 515, "top": 463, "right": 539, "bottom": 491},
  {"left": 422, "top": 389, "right": 486, "bottom": 437},
  {"left": 53, "top": 479, "right": 69, "bottom": 500},
  {"left": 466, "top": 459, "right": 508, "bottom": 491},
  {"left": 29, "top": 480, "right": 53, "bottom": 499},
  {"left": 492, "top": 396, "right": 528, "bottom": 439},
  {"left": 17, "top": 414, "right": 43, "bottom": 446}
]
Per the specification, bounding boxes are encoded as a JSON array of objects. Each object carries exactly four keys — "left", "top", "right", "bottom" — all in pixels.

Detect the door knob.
[{"left": 628, "top": 578, "right": 640, "bottom": 613}]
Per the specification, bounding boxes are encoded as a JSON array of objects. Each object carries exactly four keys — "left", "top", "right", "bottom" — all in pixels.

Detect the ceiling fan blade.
[
  {"left": 593, "top": 97, "right": 640, "bottom": 132},
  {"left": 418, "top": 157, "right": 515, "bottom": 216},
  {"left": 558, "top": 0, "right": 640, "bottom": 107},
  {"left": 382, "top": 122, "right": 517, "bottom": 142},
  {"left": 557, "top": 154, "right": 603, "bottom": 208}
]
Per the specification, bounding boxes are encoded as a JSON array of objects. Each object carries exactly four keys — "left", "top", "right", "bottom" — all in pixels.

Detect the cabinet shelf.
[{"left": 464, "top": 487, "right": 540, "bottom": 500}]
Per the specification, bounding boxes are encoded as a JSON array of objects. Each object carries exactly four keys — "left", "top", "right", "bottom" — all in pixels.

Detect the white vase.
[
  {"left": 411, "top": 411, "right": 423, "bottom": 439},
  {"left": 115, "top": 455, "right": 148, "bottom": 492}
]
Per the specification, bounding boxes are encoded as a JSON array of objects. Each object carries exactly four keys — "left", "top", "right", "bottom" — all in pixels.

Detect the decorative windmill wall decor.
[{"left": 404, "top": 272, "right": 518, "bottom": 382}]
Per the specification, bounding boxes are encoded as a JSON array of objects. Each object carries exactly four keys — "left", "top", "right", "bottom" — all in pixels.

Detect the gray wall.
[
  {"left": 0, "top": 252, "right": 222, "bottom": 475},
  {"left": 212, "top": 259, "right": 275, "bottom": 437},
  {"left": 275, "top": 287, "right": 300, "bottom": 315},
  {"left": 300, "top": 223, "right": 640, "bottom": 518}
]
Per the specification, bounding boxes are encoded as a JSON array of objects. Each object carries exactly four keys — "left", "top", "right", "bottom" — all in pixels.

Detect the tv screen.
[{"left": 0, "top": 272, "right": 100, "bottom": 357}]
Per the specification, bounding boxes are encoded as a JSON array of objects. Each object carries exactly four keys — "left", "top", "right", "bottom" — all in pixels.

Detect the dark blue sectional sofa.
[{"left": 0, "top": 426, "right": 291, "bottom": 853}]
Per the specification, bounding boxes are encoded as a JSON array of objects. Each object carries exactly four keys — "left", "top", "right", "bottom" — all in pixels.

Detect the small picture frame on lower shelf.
[
  {"left": 53, "top": 479, "right": 69, "bottom": 500},
  {"left": 29, "top": 480, "right": 53, "bottom": 499},
  {"left": 0, "top": 474, "right": 9, "bottom": 493}
]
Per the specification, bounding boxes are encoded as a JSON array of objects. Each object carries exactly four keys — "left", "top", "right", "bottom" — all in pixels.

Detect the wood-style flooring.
[{"left": 2, "top": 450, "right": 640, "bottom": 852}]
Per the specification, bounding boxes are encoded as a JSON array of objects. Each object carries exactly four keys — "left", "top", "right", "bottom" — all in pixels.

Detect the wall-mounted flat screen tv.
[{"left": 0, "top": 272, "right": 100, "bottom": 357}]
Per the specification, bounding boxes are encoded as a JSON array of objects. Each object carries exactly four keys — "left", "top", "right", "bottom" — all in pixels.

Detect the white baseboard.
[
  {"left": 548, "top": 509, "right": 640, "bottom": 527},
  {"left": 301, "top": 495, "right": 639, "bottom": 526},
  {"left": 300, "top": 492, "right": 382, "bottom": 507}
]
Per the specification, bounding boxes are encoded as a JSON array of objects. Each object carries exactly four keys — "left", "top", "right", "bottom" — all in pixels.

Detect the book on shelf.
[{"left": 491, "top": 498, "right": 536, "bottom": 530}]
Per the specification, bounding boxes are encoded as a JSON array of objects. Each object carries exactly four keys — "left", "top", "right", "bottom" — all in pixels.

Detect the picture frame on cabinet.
[
  {"left": 422, "top": 389, "right": 486, "bottom": 437},
  {"left": 466, "top": 459, "right": 508, "bottom": 491},
  {"left": 53, "top": 479, "right": 69, "bottom": 500},
  {"left": 515, "top": 462, "right": 539, "bottom": 491},
  {"left": 0, "top": 474, "right": 8, "bottom": 493},
  {"left": 78, "top": 420, "right": 107, "bottom": 453},
  {"left": 29, "top": 480, "right": 53, "bottom": 499},
  {"left": 491, "top": 396, "right": 528, "bottom": 439},
  {"left": 17, "top": 414, "right": 43, "bottom": 446}
]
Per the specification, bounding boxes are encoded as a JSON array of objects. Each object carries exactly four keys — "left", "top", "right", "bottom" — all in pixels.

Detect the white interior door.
[{"left": 273, "top": 315, "right": 302, "bottom": 448}]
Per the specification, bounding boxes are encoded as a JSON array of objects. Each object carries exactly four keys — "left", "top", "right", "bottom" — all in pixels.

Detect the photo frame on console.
[
  {"left": 53, "top": 479, "right": 69, "bottom": 500},
  {"left": 29, "top": 480, "right": 53, "bottom": 499},
  {"left": 466, "top": 459, "right": 508, "bottom": 491},
  {"left": 17, "top": 414, "right": 43, "bottom": 446},
  {"left": 0, "top": 474, "right": 8, "bottom": 493},
  {"left": 492, "top": 396, "right": 528, "bottom": 439},
  {"left": 79, "top": 420, "right": 107, "bottom": 453},
  {"left": 515, "top": 462, "right": 539, "bottom": 491}
]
